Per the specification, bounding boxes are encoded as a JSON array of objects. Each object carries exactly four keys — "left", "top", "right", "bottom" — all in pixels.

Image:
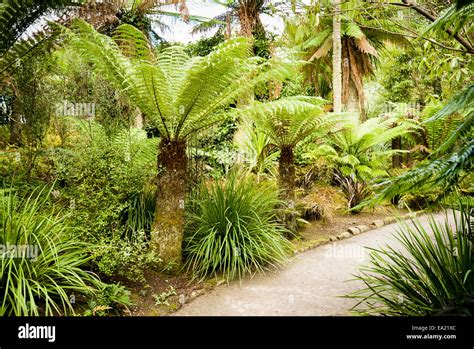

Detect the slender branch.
[
  {"left": 359, "top": 23, "right": 470, "bottom": 53},
  {"left": 388, "top": 0, "right": 474, "bottom": 53}
]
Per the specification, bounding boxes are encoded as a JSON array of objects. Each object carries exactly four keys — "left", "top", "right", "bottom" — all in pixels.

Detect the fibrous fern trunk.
[
  {"left": 279, "top": 146, "right": 295, "bottom": 202},
  {"left": 151, "top": 138, "right": 187, "bottom": 270}
]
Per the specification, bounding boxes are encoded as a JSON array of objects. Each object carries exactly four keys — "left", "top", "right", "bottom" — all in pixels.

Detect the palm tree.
[
  {"left": 284, "top": 0, "right": 407, "bottom": 117},
  {"left": 233, "top": 96, "right": 336, "bottom": 201},
  {"left": 68, "top": 19, "right": 291, "bottom": 267}
]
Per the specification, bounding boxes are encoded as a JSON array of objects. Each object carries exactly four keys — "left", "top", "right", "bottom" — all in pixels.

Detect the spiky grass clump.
[
  {"left": 0, "top": 187, "right": 100, "bottom": 316},
  {"left": 184, "top": 174, "right": 291, "bottom": 281},
  {"left": 348, "top": 203, "right": 474, "bottom": 316}
]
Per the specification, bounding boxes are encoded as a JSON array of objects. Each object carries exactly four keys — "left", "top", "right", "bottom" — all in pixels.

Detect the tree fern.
[
  {"left": 66, "top": 19, "right": 295, "bottom": 266},
  {"left": 231, "top": 96, "right": 334, "bottom": 200},
  {"left": 424, "top": 3, "right": 474, "bottom": 37}
]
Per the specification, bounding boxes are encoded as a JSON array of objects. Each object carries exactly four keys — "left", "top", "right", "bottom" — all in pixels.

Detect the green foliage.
[
  {"left": 185, "top": 33, "right": 225, "bottom": 57},
  {"left": 234, "top": 118, "right": 278, "bottom": 178},
  {"left": 67, "top": 20, "right": 294, "bottom": 143},
  {"left": 152, "top": 286, "right": 176, "bottom": 306},
  {"left": 189, "top": 118, "right": 239, "bottom": 179},
  {"left": 0, "top": 185, "right": 98, "bottom": 316},
  {"left": 424, "top": 3, "right": 473, "bottom": 37},
  {"left": 377, "top": 46, "right": 471, "bottom": 104},
  {"left": 54, "top": 122, "right": 157, "bottom": 240},
  {"left": 52, "top": 122, "right": 158, "bottom": 282},
  {"left": 304, "top": 113, "right": 417, "bottom": 181},
  {"left": 52, "top": 46, "right": 139, "bottom": 135},
  {"left": 93, "top": 232, "right": 159, "bottom": 284},
  {"left": 84, "top": 283, "right": 132, "bottom": 316},
  {"left": 184, "top": 173, "right": 291, "bottom": 281},
  {"left": 348, "top": 204, "right": 474, "bottom": 316},
  {"left": 235, "top": 96, "right": 331, "bottom": 148},
  {"left": 372, "top": 84, "right": 473, "bottom": 204},
  {"left": 0, "top": 0, "right": 85, "bottom": 77}
]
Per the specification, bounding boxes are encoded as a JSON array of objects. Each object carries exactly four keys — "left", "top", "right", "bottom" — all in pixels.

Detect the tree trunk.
[
  {"left": 392, "top": 136, "right": 402, "bottom": 168},
  {"left": 151, "top": 138, "right": 187, "bottom": 270},
  {"left": 279, "top": 146, "right": 295, "bottom": 202},
  {"left": 134, "top": 110, "right": 143, "bottom": 129},
  {"left": 9, "top": 97, "right": 22, "bottom": 146},
  {"left": 332, "top": 0, "right": 342, "bottom": 113},
  {"left": 346, "top": 81, "right": 359, "bottom": 113}
]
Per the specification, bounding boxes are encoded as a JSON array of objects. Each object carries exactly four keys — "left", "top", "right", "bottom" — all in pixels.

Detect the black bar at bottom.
[{"left": 0, "top": 316, "right": 472, "bottom": 348}]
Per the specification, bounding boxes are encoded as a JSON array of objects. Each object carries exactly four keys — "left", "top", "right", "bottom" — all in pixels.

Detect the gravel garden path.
[{"left": 174, "top": 212, "right": 451, "bottom": 316}]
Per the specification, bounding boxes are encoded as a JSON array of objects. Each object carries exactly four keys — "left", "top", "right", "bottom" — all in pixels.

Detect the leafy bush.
[
  {"left": 0, "top": 186, "right": 98, "bottom": 315},
  {"left": 46, "top": 123, "right": 160, "bottom": 282},
  {"left": 84, "top": 283, "right": 132, "bottom": 316},
  {"left": 348, "top": 204, "right": 474, "bottom": 315},
  {"left": 184, "top": 173, "right": 291, "bottom": 281},
  {"left": 93, "top": 231, "right": 159, "bottom": 284},
  {"left": 54, "top": 123, "right": 157, "bottom": 242},
  {"left": 121, "top": 183, "right": 156, "bottom": 241}
]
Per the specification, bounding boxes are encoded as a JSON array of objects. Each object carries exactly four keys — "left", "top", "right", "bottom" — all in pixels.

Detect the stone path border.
[{"left": 295, "top": 211, "right": 423, "bottom": 254}]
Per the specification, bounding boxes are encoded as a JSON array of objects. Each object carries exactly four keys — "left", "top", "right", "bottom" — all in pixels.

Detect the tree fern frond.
[
  {"left": 68, "top": 21, "right": 298, "bottom": 143},
  {"left": 368, "top": 85, "right": 474, "bottom": 204},
  {"left": 342, "top": 20, "right": 365, "bottom": 39},
  {"left": 427, "top": 84, "right": 474, "bottom": 122},
  {"left": 373, "top": 138, "right": 474, "bottom": 203},
  {"left": 112, "top": 23, "right": 155, "bottom": 62},
  {"left": 424, "top": 3, "right": 474, "bottom": 36},
  {"left": 232, "top": 96, "right": 329, "bottom": 147},
  {"left": 0, "top": 0, "right": 86, "bottom": 76}
]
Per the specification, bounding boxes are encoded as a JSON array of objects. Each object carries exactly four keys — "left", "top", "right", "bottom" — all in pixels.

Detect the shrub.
[
  {"left": 348, "top": 203, "right": 474, "bottom": 315},
  {"left": 53, "top": 123, "right": 157, "bottom": 242},
  {"left": 93, "top": 231, "right": 159, "bottom": 284},
  {"left": 335, "top": 173, "right": 371, "bottom": 214},
  {"left": 0, "top": 186, "right": 99, "bottom": 315},
  {"left": 49, "top": 123, "right": 160, "bottom": 281},
  {"left": 84, "top": 283, "right": 132, "bottom": 316},
  {"left": 298, "top": 185, "right": 341, "bottom": 222},
  {"left": 183, "top": 173, "right": 291, "bottom": 281}
]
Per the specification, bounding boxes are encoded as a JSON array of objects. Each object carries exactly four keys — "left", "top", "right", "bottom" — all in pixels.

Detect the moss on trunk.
[
  {"left": 151, "top": 138, "right": 187, "bottom": 271},
  {"left": 278, "top": 145, "right": 295, "bottom": 202}
]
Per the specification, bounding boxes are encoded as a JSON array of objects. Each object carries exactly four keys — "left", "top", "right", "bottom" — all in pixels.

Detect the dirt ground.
[{"left": 128, "top": 271, "right": 203, "bottom": 316}]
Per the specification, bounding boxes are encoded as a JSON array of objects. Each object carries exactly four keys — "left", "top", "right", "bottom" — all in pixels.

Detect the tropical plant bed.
[{"left": 293, "top": 206, "right": 414, "bottom": 252}]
